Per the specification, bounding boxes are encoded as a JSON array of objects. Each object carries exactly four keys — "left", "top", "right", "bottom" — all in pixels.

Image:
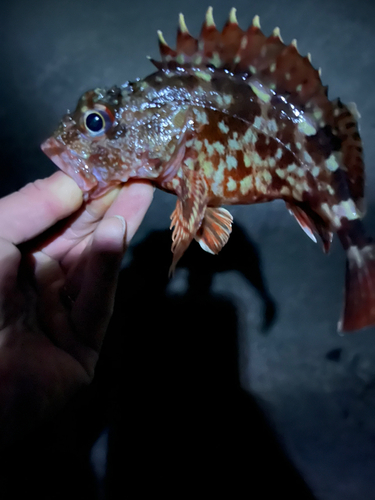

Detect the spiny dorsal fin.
[
  {"left": 157, "top": 30, "right": 176, "bottom": 61},
  {"left": 176, "top": 13, "right": 198, "bottom": 57},
  {"left": 154, "top": 7, "right": 325, "bottom": 107},
  {"left": 151, "top": 8, "right": 364, "bottom": 202}
]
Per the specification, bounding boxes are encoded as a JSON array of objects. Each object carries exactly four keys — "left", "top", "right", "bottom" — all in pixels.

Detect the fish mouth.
[{"left": 41, "top": 137, "right": 98, "bottom": 193}]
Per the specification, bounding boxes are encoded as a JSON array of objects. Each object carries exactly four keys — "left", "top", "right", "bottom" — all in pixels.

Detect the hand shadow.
[{"left": 0, "top": 224, "right": 316, "bottom": 499}]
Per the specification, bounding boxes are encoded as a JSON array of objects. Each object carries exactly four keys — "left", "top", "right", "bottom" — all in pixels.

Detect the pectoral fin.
[
  {"left": 195, "top": 207, "right": 233, "bottom": 254},
  {"left": 169, "top": 170, "right": 208, "bottom": 275}
]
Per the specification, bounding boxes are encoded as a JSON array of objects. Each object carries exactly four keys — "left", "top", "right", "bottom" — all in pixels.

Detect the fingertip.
[
  {"left": 93, "top": 215, "right": 126, "bottom": 252},
  {"left": 106, "top": 181, "right": 154, "bottom": 217},
  {"left": 112, "top": 215, "right": 126, "bottom": 235},
  {"left": 106, "top": 181, "right": 154, "bottom": 244},
  {"left": 130, "top": 181, "right": 155, "bottom": 205}
]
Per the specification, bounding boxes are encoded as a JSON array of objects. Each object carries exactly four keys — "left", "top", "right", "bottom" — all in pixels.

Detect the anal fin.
[
  {"left": 194, "top": 207, "right": 233, "bottom": 254},
  {"left": 286, "top": 203, "right": 333, "bottom": 253},
  {"left": 287, "top": 203, "right": 317, "bottom": 244}
]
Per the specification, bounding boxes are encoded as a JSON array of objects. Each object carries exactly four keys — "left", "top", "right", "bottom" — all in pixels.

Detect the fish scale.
[{"left": 42, "top": 7, "right": 375, "bottom": 332}]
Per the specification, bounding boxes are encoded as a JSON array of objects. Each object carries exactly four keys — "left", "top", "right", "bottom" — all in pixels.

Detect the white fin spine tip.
[
  {"left": 178, "top": 13, "right": 189, "bottom": 33},
  {"left": 229, "top": 7, "right": 238, "bottom": 24},
  {"left": 291, "top": 38, "right": 297, "bottom": 48},
  {"left": 252, "top": 15, "right": 261, "bottom": 29},
  {"left": 157, "top": 30, "right": 168, "bottom": 46},
  {"left": 272, "top": 27, "right": 283, "bottom": 42},
  {"left": 205, "top": 6, "right": 215, "bottom": 27},
  {"left": 347, "top": 102, "right": 361, "bottom": 120},
  {"left": 307, "top": 52, "right": 312, "bottom": 62}
]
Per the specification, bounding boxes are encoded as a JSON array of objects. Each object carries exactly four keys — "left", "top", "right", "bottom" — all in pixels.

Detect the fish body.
[{"left": 42, "top": 8, "right": 375, "bottom": 332}]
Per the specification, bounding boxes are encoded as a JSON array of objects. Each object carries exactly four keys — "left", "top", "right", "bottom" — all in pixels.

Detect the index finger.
[{"left": 0, "top": 172, "right": 83, "bottom": 244}]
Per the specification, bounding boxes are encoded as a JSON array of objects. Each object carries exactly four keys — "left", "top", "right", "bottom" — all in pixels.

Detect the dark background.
[{"left": 1, "top": 0, "right": 375, "bottom": 498}]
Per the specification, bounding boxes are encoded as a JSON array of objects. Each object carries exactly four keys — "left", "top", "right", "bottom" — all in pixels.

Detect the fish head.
[{"left": 41, "top": 83, "right": 164, "bottom": 198}]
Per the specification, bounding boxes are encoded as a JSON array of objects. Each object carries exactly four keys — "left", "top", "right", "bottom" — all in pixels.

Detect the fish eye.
[
  {"left": 83, "top": 107, "right": 114, "bottom": 137},
  {"left": 85, "top": 112, "right": 104, "bottom": 132}
]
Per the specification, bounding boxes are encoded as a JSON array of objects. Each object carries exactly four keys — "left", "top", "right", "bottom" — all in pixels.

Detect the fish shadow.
[
  {"left": 120, "top": 222, "right": 277, "bottom": 331},
  {"left": 102, "top": 224, "right": 316, "bottom": 497}
]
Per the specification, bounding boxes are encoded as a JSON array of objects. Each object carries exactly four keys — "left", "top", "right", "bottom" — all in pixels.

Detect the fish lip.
[{"left": 41, "top": 137, "right": 98, "bottom": 193}]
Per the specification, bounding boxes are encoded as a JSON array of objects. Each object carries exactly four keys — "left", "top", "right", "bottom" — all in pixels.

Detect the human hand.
[{"left": 0, "top": 172, "right": 153, "bottom": 444}]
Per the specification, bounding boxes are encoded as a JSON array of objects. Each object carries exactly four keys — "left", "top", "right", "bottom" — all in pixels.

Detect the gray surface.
[{"left": 2, "top": 0, "right": 375, "bottom": 498}]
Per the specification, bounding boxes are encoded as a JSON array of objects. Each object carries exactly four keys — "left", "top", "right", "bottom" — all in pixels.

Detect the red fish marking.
[{"left": 41, "top": 7, "right": 375, "bottom": 332}]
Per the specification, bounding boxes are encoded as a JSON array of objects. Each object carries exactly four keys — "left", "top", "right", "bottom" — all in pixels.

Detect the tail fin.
[{"left": 339, "top": 244, "right": 375, "bottom": 332}]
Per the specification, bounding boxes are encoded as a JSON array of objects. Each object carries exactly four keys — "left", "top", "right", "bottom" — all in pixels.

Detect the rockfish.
[{"left": 42, "top": 8, "right": 375, "bottom": 332}]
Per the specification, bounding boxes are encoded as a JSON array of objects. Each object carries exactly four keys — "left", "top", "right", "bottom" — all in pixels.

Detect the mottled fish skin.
[{"left": 42, "top": 8, "right": 375, "bottom": 332}]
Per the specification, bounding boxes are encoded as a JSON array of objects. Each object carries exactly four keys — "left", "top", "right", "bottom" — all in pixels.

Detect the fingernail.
[{"left": 113, "top": 215, "right": 126, "bottom": 237}]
